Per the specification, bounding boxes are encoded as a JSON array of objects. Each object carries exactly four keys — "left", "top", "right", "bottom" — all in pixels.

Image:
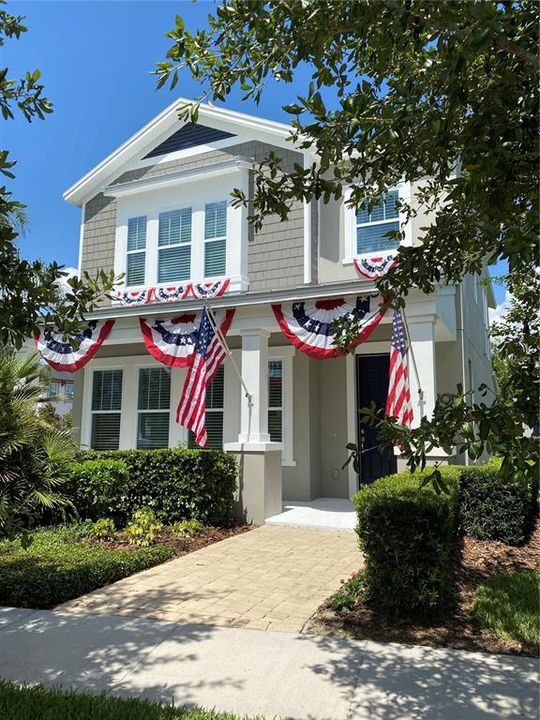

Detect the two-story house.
[{"left": 64, "top": 98, "right": 495, "bottom": 524}]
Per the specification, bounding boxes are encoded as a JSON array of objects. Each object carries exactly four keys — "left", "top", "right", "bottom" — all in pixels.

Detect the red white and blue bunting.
[
  {"left": 189, "top": 279, "right": 230, "bottom": 300},
  {"left": 353, "top": 253, "right": 398, "bottom": 280},
  {"left": 272, "top": 297, "right": 385, "bottom": 359},
  {"left": 140, "top": 308, "right": 235, "bottom": 368},
  {"left": 35, "top": 320, "right": 115, "bottom": 372},
  {"left": 115, "top": 279, "right": 230, "bottom": 307}
]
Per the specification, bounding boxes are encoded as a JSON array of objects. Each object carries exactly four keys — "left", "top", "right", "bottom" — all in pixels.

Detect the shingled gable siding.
[
  {"left": 81, "top": 140, "right": 305, "bottom": 295},
  {"left": 81, "top": 193, "right": 117, "bottom": 306}
]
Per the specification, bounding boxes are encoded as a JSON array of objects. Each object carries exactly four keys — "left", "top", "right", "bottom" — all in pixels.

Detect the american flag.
[
  {"left": 385, "top": 308, "right": 414, "bottom": 426},
  {"left": 176, "top": 308, "right": 226, "bottom": 447}
]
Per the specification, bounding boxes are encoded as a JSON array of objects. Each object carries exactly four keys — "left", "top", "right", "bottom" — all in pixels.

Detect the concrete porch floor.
[{"left": 265, "top": 497, "right": 357, "bottom": 531}]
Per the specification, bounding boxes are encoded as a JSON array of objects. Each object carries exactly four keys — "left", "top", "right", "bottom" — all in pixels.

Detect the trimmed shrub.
[
  {"left": 0, "top": 527, "right": 174, "bottom": 608},
  {"left": 66, "top": 459, "right": 130, "bottom": 522},
  {"left": 353, "top": 469, "right": 460, "bottom": 616},
  {"left": 71, "top": 449, "right": 237, "bottom": 526},
  {"left": 459, "top": 465, "right": 533, "bottom": 545}
]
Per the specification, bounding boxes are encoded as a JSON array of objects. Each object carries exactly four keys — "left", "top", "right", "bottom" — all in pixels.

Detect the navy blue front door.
[{"left": 356, "top": 354, "right": 397, "bottom": 484}]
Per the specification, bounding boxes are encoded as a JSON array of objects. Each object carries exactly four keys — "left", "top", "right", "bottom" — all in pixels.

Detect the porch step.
[{"left": 265, "top": 498, "right": 356, "bottom": 531}]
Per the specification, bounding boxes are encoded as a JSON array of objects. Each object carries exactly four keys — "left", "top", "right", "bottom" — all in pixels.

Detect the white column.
[
  {"left": 238, "top": 329, "right": 271, "bottom": 444},
  {"left": 405, "top": 315, "right": 436, "bottom": 425}
]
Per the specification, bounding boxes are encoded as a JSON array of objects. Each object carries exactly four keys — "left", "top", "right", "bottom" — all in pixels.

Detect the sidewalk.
[{"left": 0, "top": 607, "right": 537, "bottom": 720}]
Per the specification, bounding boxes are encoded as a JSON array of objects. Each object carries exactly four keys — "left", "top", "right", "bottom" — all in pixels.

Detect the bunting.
[
  {"left": 353, "top": 253, "right": 398, "bottom": 280},
  {"left": 115, "top": 279, "right": 230, "bottom": 307},
  {"left": 140, "top": 308, "right": 235, "bottom": 367},
  {"left": 35, "top": 320, "right": 115, "bottom": 372},
  {"left": 272, "top": 296, "right": 385, "bottom": 359}
]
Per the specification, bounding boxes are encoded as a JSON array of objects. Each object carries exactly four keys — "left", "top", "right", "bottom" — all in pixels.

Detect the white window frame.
[
  {"left": 343, "top": 181, "right": 412, "bottom": 264},
  {"left": 204, "top": 200, "right": 228, "bottom": 278},
  {"left": 136, "top": 366, "right": 172, "bottom": 450},
  {"left": 112, "top": 168, "right": 249, "bottom": 296},
  {"left": 125, "top": 215, "right": 147, "bottom": 287},
  {"left": 157, "top": 205, "right": 193, "bottom": 285},
  {"left": 81, "top": 357, "right": 184, "bottom": 451},
  {"left": 268, "top": 346, "right": 295, "bottom": 467},
  {"left": 88, "top": 367, "right": 124, "bottom": 451}
]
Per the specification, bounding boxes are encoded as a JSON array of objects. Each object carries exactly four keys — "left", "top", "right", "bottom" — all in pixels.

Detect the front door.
[{"left": 356, "top": 354, "right": 397, "bottom": 484}]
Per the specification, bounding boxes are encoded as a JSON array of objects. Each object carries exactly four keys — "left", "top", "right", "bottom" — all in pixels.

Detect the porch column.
[
  {"left": 401, "top": 312, "right": 451, "bottom": 466},
  {"left": 238, "top": 329, "right": 271, "bottom": 444},
  {"left": 406, "top": 314, "right": 437, "bottom": 425},
  {"left": 224, "top": 328, "right": 282, "bottom": 525}
]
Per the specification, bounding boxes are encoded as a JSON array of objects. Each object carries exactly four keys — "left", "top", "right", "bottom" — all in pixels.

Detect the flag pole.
[{"left": 204, "top": 302, "right": 253, "bottom": 408}]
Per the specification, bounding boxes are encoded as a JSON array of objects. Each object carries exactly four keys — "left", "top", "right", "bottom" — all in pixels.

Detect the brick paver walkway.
[{"left": 57, "top": 525, "right": 362, "bottom": 632}]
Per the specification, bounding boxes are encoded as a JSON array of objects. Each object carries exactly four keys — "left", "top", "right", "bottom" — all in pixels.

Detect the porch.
[
  {"left": 74, "top": 289, "right": 457, "bottom": 525},
  {"left": 265, "top": 498, "right": 357, "bottom": 531}
]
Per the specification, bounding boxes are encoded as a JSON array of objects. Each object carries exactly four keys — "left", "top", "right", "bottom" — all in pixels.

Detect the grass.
[
  {"left": 0, "top": 525, "right": 175, "bottom": 609},
  {"left": 0, "top": 681, "right": 260, "bottom": 720},
  {"left": 473, "top": 570, "right": 540, "bottom": 648}
]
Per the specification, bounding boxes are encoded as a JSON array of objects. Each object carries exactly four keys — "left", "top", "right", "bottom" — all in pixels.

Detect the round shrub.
[{"left": 353, "top": 471, "right": 460, "bottom": 616}]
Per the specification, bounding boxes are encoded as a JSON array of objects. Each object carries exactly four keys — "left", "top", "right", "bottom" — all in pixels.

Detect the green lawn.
[
  {"left": 0, "top": 681, "right": 260, "bottom": 720},
  {"left": 473, "top": 570, "right": 540, "bottom": 648},
  {"left": 0, "top": 526, "right": 175, "bottom": 608}
]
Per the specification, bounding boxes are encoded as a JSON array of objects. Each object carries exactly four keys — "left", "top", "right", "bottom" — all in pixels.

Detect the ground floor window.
[
  {"left": 188, "top": 365, "right": 224, "bottom": 449},
  {"left": 91, "top": 369, "right": 123, "bottom": 450},
  {"left": 268, "top": 360, "right": 283, "bottom": 442},
  {"left": 137, "top": 367, "right": 171, "bottom": 449}
]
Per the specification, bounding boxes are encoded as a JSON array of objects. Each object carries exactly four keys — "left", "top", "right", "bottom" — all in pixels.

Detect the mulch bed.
[
  {"left": 96, "top": 523, "right": 252, "bottom": 556},
  {"left": 304, "top": 521, "right": 539, "bottom": 656}
]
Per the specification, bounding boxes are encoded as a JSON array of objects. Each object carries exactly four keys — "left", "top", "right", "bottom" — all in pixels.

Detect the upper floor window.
[
  {"left": 356, "top": 190, "right": 400, "bottom": 255},
  {"left": 123, "top": 201, "right": 230, "bottom": 288},
  {"left": 126, "top": 216, "right": 147, "bottom": 286},
  {"left": 158, "top": 208, "right": 192, "bottom": 283},
  {"left": 205, "top": 201, "right": 227, "bottom": 277}
]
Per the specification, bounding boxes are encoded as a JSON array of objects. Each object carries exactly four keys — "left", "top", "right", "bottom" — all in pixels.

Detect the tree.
[
  {"left": 0, "top": 1, "right": 118, "bottom": 349},
  {"left": 156, "top": 0, "right": 539, "bottom": 489},
  {"left": 0, "top": 349, "right": 75, "bottom": 541}
]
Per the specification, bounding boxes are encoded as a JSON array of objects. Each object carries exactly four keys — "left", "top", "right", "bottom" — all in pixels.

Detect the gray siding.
[
  {"left": 81, "top": 193, "right": 117, "bottom": 306},
  {"left": 81, "top": 140, "right": 305, "bottom": 295}
]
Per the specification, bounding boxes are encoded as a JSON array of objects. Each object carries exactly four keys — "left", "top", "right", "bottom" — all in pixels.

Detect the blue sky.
[{"left": 4, "top": 0, "right": 506, "bottom": 309}]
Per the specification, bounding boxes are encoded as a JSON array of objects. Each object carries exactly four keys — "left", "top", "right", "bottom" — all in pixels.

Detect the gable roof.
[{"left": 64, "top": 97, "right": 298, "bottom": 207}]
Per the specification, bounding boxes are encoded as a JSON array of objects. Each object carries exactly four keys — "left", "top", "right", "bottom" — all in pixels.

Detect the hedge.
[
  {"left": 67, "top": 449, "right": 238, "bottom": 526},
  {"left": 353, "top": 468, "right": 461, "bottom": 615},
  {"left": 459, "top": 464, "right": 534, "bottom": 545},
  {"left": 0, "top": 526, "right": 175, "bottom": 608}
]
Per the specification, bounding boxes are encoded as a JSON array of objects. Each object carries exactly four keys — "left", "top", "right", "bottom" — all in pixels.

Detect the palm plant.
[{"left": 0, "top": 348, "right": 76, "bottom": 540}]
